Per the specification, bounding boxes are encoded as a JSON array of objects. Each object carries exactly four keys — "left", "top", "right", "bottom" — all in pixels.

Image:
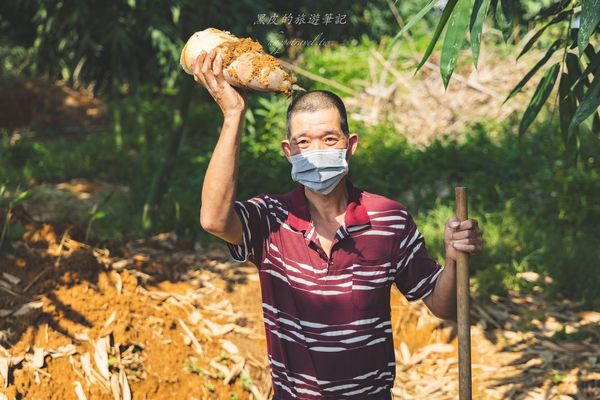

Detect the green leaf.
[
  {"left": 9, "top": 191, "right": 28, "bottom": 208},
  {"left": 517, "top": 11, "right": 571, "bottom": 60},
  {"left": 500, "top": 0, "right": 513, "bottom": 25},
  {"left": 470, "top": 0, "right": 492, "bottom": 68},
  {"left": 495, "top": 0, "right": 512, "bottom": 41},
  {"left": 416, "top": 0, "right": 459, "bottom": 73},
  {"left": 565, "top": 52, "right": 585, "bottom": 100},
  {"left": 441, "top": 0, "right": 474, "bottom": 87},
  {"left": 578, "top": 0, "right": 600, "bottom": 56},
  {"left": 569, "top": 69, "right": 600, "bottom": 133},
  {"left": 391, "top": 0, "right": 438, "bottom": 44},
  {"left": 91, "top": 210, "right": 108, "bottom": 220},
  {"left": 7, "top": 223, "right": 26, "bottom": 241},
  {"left": 505, "top": 39, "right": 564, "bottom": 103},
  {"left": 536, "top": 0, "right": 571, "bottom": 19},
  {"left": 519, "top": 63, "right": 560, "bottom": 136},
  {"left": 558, "top": 72, "right": 578, "bottom": 144},
  {"left": 569, "top": 48, "right": 598, "bottom": 91}
]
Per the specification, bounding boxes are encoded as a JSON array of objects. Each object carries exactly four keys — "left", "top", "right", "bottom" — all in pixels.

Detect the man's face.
[{"left": 281, "top": 108, "right": 358, "bottom": 160}]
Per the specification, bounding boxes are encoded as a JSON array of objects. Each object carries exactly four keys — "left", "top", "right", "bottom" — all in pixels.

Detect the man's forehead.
[{"left": 289, "top": 108, "right": 342, "bottom": 136}]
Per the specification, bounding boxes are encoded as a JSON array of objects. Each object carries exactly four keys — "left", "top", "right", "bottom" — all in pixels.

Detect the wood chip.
[
  {"left": 94, "top": 337, "right": 110, "bottom": 381},
  {"left": 0, "top": 357, "right": 8, "bottom": 388},
  {"left": 2, "top": 272, "right": 20, "bottom": 285},
  {"left": 223, "top": 358, "right": 245, "bottom": 385},
  {"left": 210, "top": 359, "right": 230, "bottom": 377},
  {"left": 220, "top": 339, "right": 239, "bottom": 355},
  {"left": 73, "top": 381, "right": 88, "bottom": 400},
  {"left": 103, "top": 311, "right": 117, "bottom": 330},
  {"left": 13, "top": 300, "right": 44, "bottom": 316},
  {"left": 49, "top": 344, "right": 77, "bottom": 358},
  {"left": 111, "top": 271, "right": 123, "bottom": 294},
  {"left": 32, "top": 347, "right": 45, "bottom": 368},
  {"left": 203, "top": 319, "right": 235, "bottom": 336},
  {"left": 178, "top": 318, "right": 203, "bottom": 355},
  {"left": 400, "top": 342, "right": 411, "bottom": 364},
  {"left": 120, "top": 369, "right": 131, "bottom": 400},
  {"left": 80, "top": 353, "right": 96, "bottom": 384},
  {"left": 110, "top": 373, "right": 120, "bottom": 400}
]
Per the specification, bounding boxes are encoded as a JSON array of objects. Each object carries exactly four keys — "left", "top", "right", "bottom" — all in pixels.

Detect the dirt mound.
[{"left": 0, "top": 79, "right": 108, "bottom": 135}]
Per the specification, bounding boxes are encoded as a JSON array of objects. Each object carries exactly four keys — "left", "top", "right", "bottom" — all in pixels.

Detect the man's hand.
[
  {"left": 444, "top": 216, "right": 484, "bottom": 261},
  {"left": 192, "top": 49, "right": 247, "bottom": 118}
]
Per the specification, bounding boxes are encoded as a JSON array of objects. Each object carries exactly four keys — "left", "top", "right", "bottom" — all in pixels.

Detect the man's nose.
[{"left": 311, "top": 140, "right": 327, "bottom": 151}]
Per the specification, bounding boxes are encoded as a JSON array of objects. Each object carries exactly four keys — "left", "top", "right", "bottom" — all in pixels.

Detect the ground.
[{"left": 1, "top": 190, "right": 599, "bottom": 400}]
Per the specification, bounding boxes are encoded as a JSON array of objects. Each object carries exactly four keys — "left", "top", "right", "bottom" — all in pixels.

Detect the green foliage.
[
  {"left": 441, "top": 0, "right": 474, "bottom": 87},
  {"left": 0, "top": 185, "right": 28, "bottom": 253},
  {"left": 400, "top": 0, "right": 599, "bottom": 154},
  {"left": 519, "top": 62, "right": 560, "bottom": 136}
]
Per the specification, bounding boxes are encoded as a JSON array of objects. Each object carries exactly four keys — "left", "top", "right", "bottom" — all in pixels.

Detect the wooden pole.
[{"left": 455, "top": 187, "right": 472, "bottom": 400}]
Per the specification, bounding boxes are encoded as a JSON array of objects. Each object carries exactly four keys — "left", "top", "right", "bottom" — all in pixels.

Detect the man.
[{"left": 194, "top": 49, "right": 484, "bottom": 400}]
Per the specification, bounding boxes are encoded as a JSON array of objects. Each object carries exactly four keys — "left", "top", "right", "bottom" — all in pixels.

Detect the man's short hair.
[{"left": 286, "top": 90, "right": 349, "bottom": 139}]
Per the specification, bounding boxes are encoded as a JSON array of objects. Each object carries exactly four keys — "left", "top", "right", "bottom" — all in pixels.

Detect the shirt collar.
[{"left": 286, "top": 178, "right": 371, "bottom": 234}]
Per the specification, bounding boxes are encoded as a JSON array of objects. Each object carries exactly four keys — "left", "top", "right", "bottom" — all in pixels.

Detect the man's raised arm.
[{"left": 193, "top": 48, "right": 247, "bottom": 245}]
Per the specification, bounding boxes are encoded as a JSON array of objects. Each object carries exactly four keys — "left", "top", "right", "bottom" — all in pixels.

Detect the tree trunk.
[{"left": 141, "top": 77, "right": 193, "bottom": 234}]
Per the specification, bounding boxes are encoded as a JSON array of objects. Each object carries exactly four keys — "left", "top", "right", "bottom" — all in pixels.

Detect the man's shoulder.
[
  {"left": 243, "top": 190, "right": 293, "bottom": 210},
  {"left": 359, "top": 188, "right": 410, "bottom": 215}
]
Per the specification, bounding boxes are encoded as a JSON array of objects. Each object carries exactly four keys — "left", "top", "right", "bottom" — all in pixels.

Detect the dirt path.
[{"left": 1, "top": 219, "right": 598, "bottom": 399}]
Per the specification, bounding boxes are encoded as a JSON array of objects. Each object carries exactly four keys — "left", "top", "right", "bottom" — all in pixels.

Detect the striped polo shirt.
[{"left": 226, "top": 178, "right": 444, "bottom": 399}]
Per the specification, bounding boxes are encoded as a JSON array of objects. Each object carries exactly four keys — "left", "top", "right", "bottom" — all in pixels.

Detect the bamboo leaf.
[
  {"left": 569, "top": 70, "right": 600, "bottom": 133},
  {"left": 569, "top": 49, "right": 599, "bottom": 96},
  {"left": 391, "top": 0, "right": 438, "bottom": 44},
  {"left": 578, "top": 0, "right": 600, "bottom": 56},
  {"left": 470, "top": 0, "right": 492, "bottom": 68},
  {"left": 517, "top": 11, "right": 571, "bottom": 60},
  {"left": 558, "top": 72, "right": 578, "bottom": 144},
  {"left": 495, "top": 0, "right": 512, "bottom": 41},
  {"left": 416, "top": 0, "right": 459, "bottom": 73},
  {"left": 536, "top": 0, "right": 571, "bottom": 20},
  {"left": 565, "top": 52, "right": 585, "bottom": 100},
  {"left": 500, "top": 0, "right": 513, "bottom": 25},
  {"left": 519, "top": 63, "right": 560, "bottom": 137},
  {"left": 505, "top": 39, "right": 563, "bottom": 103},
  {"left": 441, "top": 0, "right": 474, "bottom": 87}
]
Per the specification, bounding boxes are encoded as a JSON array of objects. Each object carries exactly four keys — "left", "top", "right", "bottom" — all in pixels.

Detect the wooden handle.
[{"left": 455, "top": 187, "right": 472, "bottom": 400}]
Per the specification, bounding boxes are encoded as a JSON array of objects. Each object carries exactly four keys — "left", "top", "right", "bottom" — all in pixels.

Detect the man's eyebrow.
[{"left": 295, "top": 129, "right": 340, "bottom": 137}]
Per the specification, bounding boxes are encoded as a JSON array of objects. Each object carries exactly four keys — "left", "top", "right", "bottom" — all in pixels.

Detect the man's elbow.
[{"left": 200, "top": 212, "right": 225, "bottom": 235}]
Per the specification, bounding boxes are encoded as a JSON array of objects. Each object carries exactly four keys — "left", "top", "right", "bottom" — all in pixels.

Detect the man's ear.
[
  {"left": 347, "top": 133, "right": 359, "bottom": 160},
  {"left": 281, "top": 139, "right": 292, "bottom": 163}
]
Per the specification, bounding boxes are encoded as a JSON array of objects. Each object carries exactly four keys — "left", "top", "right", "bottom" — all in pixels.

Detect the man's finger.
[
  {"left": 203, "top": 50, "right": 219, "bottom": 92},
  {"left": 457, "top": 219, "right": 478, "bottom": 230},
  {"left": 451, "top": 229, "right": 481, "bottom": 240},
  {"left": 448, "top": 216, "right": 460, "bottom": 229},
  {"left": 452, "top": 242, "right": 477, "bottom": 253},
  {"left": 193, "top": 52, "right": 208, "bottom": 87},
  {"left": 213, "top": 51, "right": 225, "bottom": 84}
]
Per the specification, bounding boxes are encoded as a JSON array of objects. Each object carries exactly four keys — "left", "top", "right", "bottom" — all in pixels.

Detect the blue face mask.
[{"left": 289, "top": 148, "right": 349, "bottom": 195}]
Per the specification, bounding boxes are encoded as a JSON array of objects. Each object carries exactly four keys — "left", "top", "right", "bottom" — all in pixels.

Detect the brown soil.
[
  {"left": 1, "top": 198, "right": 599, "bottom": 399},
  {"left": 0, "top": 79, "right": 108, "bottom": 135},
  {"left": 217, "top": 38, "right": 264, "bottom": 68},
  {"left": 216, "top": 38, "right": 294, "bottom": 96}
]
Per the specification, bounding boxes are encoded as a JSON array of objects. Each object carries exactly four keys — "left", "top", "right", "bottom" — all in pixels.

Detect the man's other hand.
[{"left": 444, "top": 216, "right": 484, "bottom": 261}]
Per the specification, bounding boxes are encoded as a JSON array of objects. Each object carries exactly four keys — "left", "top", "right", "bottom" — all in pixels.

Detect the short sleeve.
[
  {"left": 225, "top": 195, "right": 271, "bottom": 267},
  {"left": 394, "top": 210, "right": 444, "bottom": 302}
]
